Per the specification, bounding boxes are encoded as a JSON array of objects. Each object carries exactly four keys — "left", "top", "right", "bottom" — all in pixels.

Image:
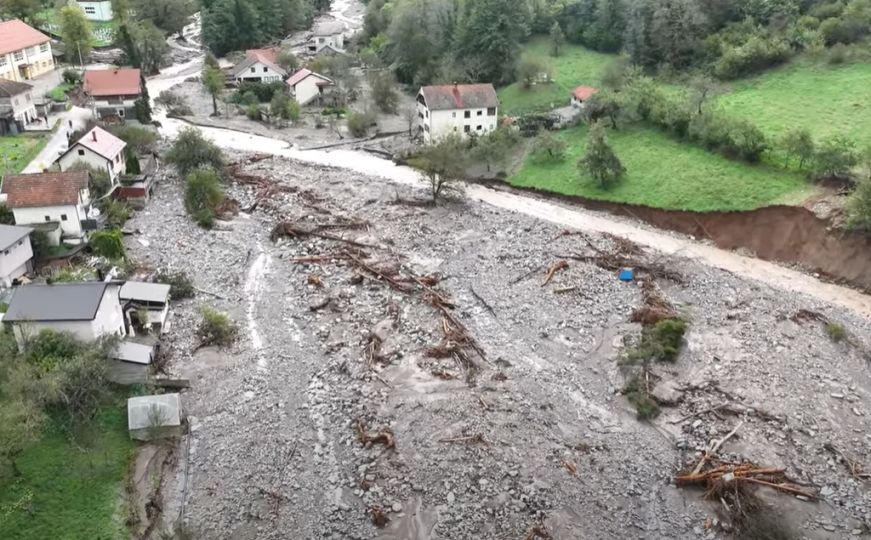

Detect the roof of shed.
[
  {"left": 0, "top": 171, "right": 89, "bottom": 208},
  {"left": 0, "top": 20, "right": 50, "bottom": 56},
  {"left": 119, "top": 281, "right": 171, "bottom": 303},
  {"left": 4, "top": 282, "right": 112, "bottom": 322},
  {"left": 83, "top": 68, "right": 142, "bottom": 97},
  {"left": 0, "top": 224, "right": 33, "bottom": 251},
  {"left": 111, "top": 341, "right": 155, "bottom": 365},
  {"left": 127, "top": 393, "right": 182, "bottom": 430},
  {"left": 572, "top": 85, "right": 598, "bottom": 101},
  {"left": 419, "top": 84, "right": 498, "bottom": 111}
]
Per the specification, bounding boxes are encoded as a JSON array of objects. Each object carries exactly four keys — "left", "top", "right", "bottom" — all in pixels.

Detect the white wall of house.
[
  {"left": 0, "top": 90, "right": 37, "bottom": 123},
  {"left": 90, "top": 96, "right": 138, "bottom": 119},
  {"left": 236, "top": 62, "right": 284, "bottom": 83},
  {"left": 309, "top": 33, "right": 344, "bottom": 52},
  {"left": 291, "top": 76, "right": 329, "bottom": 106},
  {"left": 0, "top": 235, "right": 33, "bottom": 287},
  {"left": 418, "top": 103, "right": 498, "bottom": 142},
  {"left": 76, "top": 0, "right": 114, "bottom": 21},
  {"left": 59, "top": 145, "right": 125, "bottom": 184},
  {"left": 93, "top": 284, "right": 126, "bottom": 337},
  {"left": 0, "top": 43, "right": 54, "bottom": 83},
  {"left": 12, "top": 203, "right": 87, "bottom": 238}
]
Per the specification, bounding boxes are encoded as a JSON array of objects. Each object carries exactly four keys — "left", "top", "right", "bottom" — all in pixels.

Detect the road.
[{"left": 21, "top": 106, "right": 93, "bottom": 173}]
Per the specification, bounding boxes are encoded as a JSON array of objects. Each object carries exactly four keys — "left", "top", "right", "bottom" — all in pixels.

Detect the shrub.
[
  {"left": 184, "top": 168, "right": 225, "bottom": 228},
  {"left": 66, "top": 160, "right": 111, "bottom": 198},
  {"left": 532, "top": 130, "right": 567, "bottom": 162},
  {"left": 713, "top": 37, "right": 792, "bottom": 80},
  {"left": 62, "top": 68, "right": 82, "bottom": 85},
  {"left": 369, "top": 70, "right": 399, "bottom": 114},
  {"left": 245, "top": 104, "right": 262, "bottom": 120},
  {"left": 197, "top": 306, "right": 238, "bottom": 347},
  {"left": 825, "top": 321, "right": 847, "bottom": 342},
  {"left": 89, "top": 229, "right": 125, "bottom": 259},
  {"left": 53, "top": 348, "right": 109, "bottom": 423},
  {"left": 24, "top": 330, "right": 83, "bottom": 372},
  {"left": 627, "top": 389, "right": 661, "bottom": 420},
  {"left": 155, "top": 91, "right": 193, "bottom": 116},
  {"left": 347, "top": 111, "right": 373, "bottom": 138},
  {"left": 827, "top": 42, "right": 850, "bottom": 63},
  {"left": 236, "top": 81, "right": 285, "bottom": 102},
  {"left": 164, "top": 127, "right": 225, "bottom": 177},
  {"left": 270, "top": 92, "right": 300, "bottom": 122},
  {"left": 98, "top": 199, "right": 131, "bottom": 228},
  {"left": 156, "top": 271, "right": 195, "bottom": 299},
  {"left": 812, "top": 135, "right": 858, "bottom": 180},
  {"left": 111, "top": 125, "right": 158, "bottom": 153},
  {"left": 624, "top": 318, "right": 688, "bottom": 364},
  {"left": 0, "top": 205, "right": 14, "bottom": 225}
]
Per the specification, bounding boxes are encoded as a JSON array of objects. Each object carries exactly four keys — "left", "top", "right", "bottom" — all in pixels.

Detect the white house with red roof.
[
  {"left": 0, "top": 170, "right": 91, "bottom": 244},
  {"left": 571, "top": 85, "right": 599, "bottom": 108},
  {"left": 0, "top": 20, "right": 54, "bottom": 83},
  {"left": 83, "top": 68, "right": 143, "bottom": 119},
  {"left": 286, "top": 68, "right": 333, "bottom": 106},
  {"left": 416, "top": 83, "right": 499, "bottom": 142},
  {"left": 233, "top": 48, "right": 286, "bottom": 84},
  {"left": 58, "top": 126, "right": 127, "bottom": 185}
]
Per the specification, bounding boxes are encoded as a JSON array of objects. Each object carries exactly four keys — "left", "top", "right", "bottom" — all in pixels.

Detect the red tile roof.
[
  {"left": 83, "top": 68, "right": 142, "bottom": 97},
  {"left": 0, "top": 20, "right": 50, "bottom": 56},
  {"left": 286, "top": 68, "right": 332, "bottom": 87},
  {"left": 70, "top": 126, "right": 126, "bottom": 161},
  {"left": 419, "top": 84, "right": 498, "bottom": 111},
  {"left": 1, "top": 171, "right": 89, "bottom": 208},
  {"left": 572, "top": 86, "right": 598, "bottom": 101}
]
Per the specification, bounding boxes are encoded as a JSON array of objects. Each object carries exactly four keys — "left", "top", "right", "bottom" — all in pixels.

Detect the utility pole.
[{"left": 77, "top": 42, "right": 84, "bottom": 71}]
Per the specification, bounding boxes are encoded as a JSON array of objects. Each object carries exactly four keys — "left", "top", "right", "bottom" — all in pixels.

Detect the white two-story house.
[
  {"left": 0, "top": 224, "right": 33, "bottom": 287},
  {"left": 3, "top": 281, "right": 126, "bottom": 350},
  {"left": 58, "top": 126, "right": 127, "bottom": 185},
  {"left": 416, "top": 83, "right": 499, "bottom": 143},
  {"left": 0, "top": 170, "right": 91, "bottom": 244},
  {"left": 286, "top": 68, "right": 333, "bottom": 106},
  {"left": 0, "top": 78, "right": 37, "bottom": 135},
  {"left": 0, "top": 20, "right": 55, "bottom": 83},
  {"left": 75, "top": 0, "right": 114, "bottom": 21},
  {"left": 83, "top": 67, "right": 142, "bottom": 119},
  {"left": 307, "top": 21, "right": 344, "bottom": 53},
  {"left": 233, "top": 48, "right": 286, "bottom": 84}
]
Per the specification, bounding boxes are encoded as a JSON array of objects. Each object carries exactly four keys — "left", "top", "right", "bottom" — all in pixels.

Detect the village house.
[
  {"left": 571, "top": 85, "right": 598, "bottom": 108},
  {"left": 58, "top": 126, "right": 127, "bottom": 185},
  {"left": 0, "top": 78, "right": 37, "bottom": 135},
  {"left": 75, "top": 0, "right": 114, "bottom": 22},
  {"left": 108, "top": 340, "right": 156, "bottom": 385},
  {"left": 0, "top": 224, "right": 33, "bottom": 288},
  {"left": 82, "top": 67, "right": 142, "bottom": 119},
  {"left": 286, "top": 68, "right": 333, "bottom": 106},
  {"left": 0, "top": 20, "right": 55, "bottom": 83},
  {"left": 0, "top": 170, "right": 92, "bottom": 245},
  {"left": 233, "top": 48, "right": 286, "bottom": 84},
  {"left": 120, "top": 281, "right": 171, "bottom": 335},
  {"left": 416, "top": 83, "right": 499, "bottom": 142},
  {"left": 2, "top": 281, "right": 126, "bottom": 350},
  {"left": 307, "top": 21, "right": 345, "bottom": 53}
]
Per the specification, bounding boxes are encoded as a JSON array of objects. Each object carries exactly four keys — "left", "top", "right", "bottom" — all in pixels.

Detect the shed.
[
  {"left": 127, "top": 393, "right": 183, "bottom": 441},
  {"left": 120, "top": 281, "right": 171, "bottom": 333},
  {"left": 108, "top": 340, "right": 155, "bottom": 384}
]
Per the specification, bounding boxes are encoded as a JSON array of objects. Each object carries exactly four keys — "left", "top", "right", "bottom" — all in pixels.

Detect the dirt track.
[{"left": 127, "top": 153, "right": 871, "bottom": 539}]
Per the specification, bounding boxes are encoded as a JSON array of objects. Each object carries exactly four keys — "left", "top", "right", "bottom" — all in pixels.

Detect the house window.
[
  {"left": 0, "top": 56, "right": 6, "bottom": 67},
  {"left": 3, "top": 250, "right": 7, "bottom": 255},
  {"left": 487, "top": 107, "right": 496, "bottom": 116},
  {"left": 464, "top": 125, "right": 470, "bottom": 133},
  {"left": 118, "top": 109, "right": 125, "bottom": 117},
  {"left": 13, "top": 51, "right": 24, "bottom": 62},
  {"left": 464, "top": 111, "right": 470, "bottom": 119},
  {"left": 61, "top": 214, "right": 68, "bottom": 221},
  {"left": 452, "top": 112, "right": 456, "bottom": 118},
  {"left": 84, "top": 6, "right": 96, "bottom": 14},
  {"left": 77, "top": 149, "right": 85, "bottom": 156},
  {"left": 425, "top": 110, "right": 429, "bottom": 118},
  {"left": 263, "top": 67, "right": 268, "bottom": 72},
  {"left": 250, "top": 67, "right": 256, "bottom": 73},
  {"left": 319, "top": 37, "right": 325, "bottom": 43},
  {"left": 40, "top": 43, "right": 48, "bottom": 53},
  {"left": 476, "top": 125, "right": 482, "bottom": 130},
  {"left": 477, "top": 110, "right": 482, "bottom": 116},
  {"left": 44, "top": 216, "right": 50, "bottom": 222}
]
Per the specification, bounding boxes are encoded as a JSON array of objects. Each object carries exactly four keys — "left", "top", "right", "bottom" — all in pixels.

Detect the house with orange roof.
[
  {"left": 83, "top": 67, "right": 143, "bottom": 119},
  {"left": 0, "top": 20, "right": 55, "bottom": 83},
  {"left": 0, "top": 170, "right": 92, "bottom": 244},
  {"left": 233, "top": 48, "right": 287, "bottom": 84},
  {"left": 570, "top": 85, "right": 598, "bottom": 108}
]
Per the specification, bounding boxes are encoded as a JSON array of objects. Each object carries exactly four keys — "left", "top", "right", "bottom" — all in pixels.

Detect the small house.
[
  {"left": 120, "top": 280, "right": 171, "bottom": 335},
  {"left": 307, "top": 21, "right": 344, "bottom": 53},
  {"left": 108, "top": 340, "right": 156, "bottom": 384},
  {"left": 571, "top": 86, "right": 598, "bottom": 108},
  {"left": 0, "top": 224, "right": 33, "bottom": 287},
  {"left": 75, "top": 0, "right": 114, "bottom": 22},
  {"left": 3, "top": 281, "right": 126, "bottom": 350},
  {"left": 127, "top": 393, "right": 183, "bottom": 441},
  {"left": 286, "top": 68, "right": 333, "bottom": 106},
  {"left": 416, "top": 83, "right": 499, "bottom": 142},
  {"left": 233, "top": 48, "right": 286, "bottom": 84},
  {"left": 0, "top": 170, "right": 91, "bottom": 244},
  {"left": 58, "top": 126, "right": 127, "bottom": 185},
  {"left": 0, "top": 20, "right": 55, "bottom": 83},
  {"left": 0, "top": 78, "right": 37, "bottom": 135},
  {"left": 82, "top": 68, "right": 142, "bottom": 119}
]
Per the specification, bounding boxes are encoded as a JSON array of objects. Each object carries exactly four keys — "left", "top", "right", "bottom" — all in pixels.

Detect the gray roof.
[
  {"left": 0, "top": 224, "right": 32, "bottom": 251},
  {"left": 111, "top": 340, "right": 155, "bottom": 365},
  {"left": 4, "top": 282, "right": 112, "bottom": 322},
  {"left": 419, "top": 83, "right": 498, "bottom": 111},
  {"left": 313, "top": 21, "right": 344, "bottom": 36},
  {"left": 127, "top": 393, "right": 182, "bottom": 430},
  {"left": 119, "top": 281, "right": 171, "bottom": 304},
  {"left": 0, "top": 78, "right": 32, "bottom": 98}
]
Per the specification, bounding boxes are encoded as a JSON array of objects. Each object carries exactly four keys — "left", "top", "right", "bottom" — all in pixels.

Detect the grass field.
[
  {"left": 716, "top": 59, "right": 871, "bottom": 142},
  {"left": 499, "top": 38, "right": 616, "bottom": 115},
  {"left": 0, "top": 135, "right": 48, "bottom": 175},
  {"left": 511, "top": 126, "right": 814, "bottom": 211},
  {"left": 0, "top": 404, "right": 134, "bottom": 540}
]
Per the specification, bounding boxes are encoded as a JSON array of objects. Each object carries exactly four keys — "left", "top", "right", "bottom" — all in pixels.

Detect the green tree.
[
  {"left": 59, "top": 6, "right": 94, "bottom": 64},
  {"left": 89, "top": 229, "right": 126, "bottom": 259},
  {"left": 549, "top": 21, "right": 565, "bottom": 56},
  {"left": 184, "top": 168, "right": 225, "bottom": 228},
  {"left": 130, "top": 21, "right": 169, "bottom": 75},
  {"left": 579, "top": 122, "right": 625, "bottom": 189},
  {"left": 0, "top": 400, "right": 44, "bottom": 478},
  {"left": 583, "top": 0, "right": 626, "bottom": 52},
  {"left": 165, "top": 127, "right": 225, "bottom": 176},
  {"left": 369, "top": 70, "right": 399, "bottom": 114},
  {"left": 269, "top": 91, "right": 300, "bottom": 123},
  {"left": 112, "top": 125, "right": 158, "bottom": 153},
  {"left": 202, "top": 64, "right": 225, "bottom": 117},
  {"left": 813, "top": 135, "right": 858, "bottom": 180},
  {"left": 533, "top": 130, "right": 567, "bottom": 162},
  {"left": 471, "top": 126, "right": 519, "bottom": 172},
  {"left": 780, "top": 128, "right": 815, "bottom": 169},
  {"left": 411, "top": 134, "right": 467, "bottom": 202},
  {"left": 452, "top": 0, "right": 527, "bottom": 84},
  {"left": 846, "top": 178, "right": 871, "bottom": 231},
  {"left": 516, "top": 55, "right": 550, "bottom": 89},
  {"left": 277, "top": 50, "right": 299, "bottom": 72},
  {"left": 0, "top": 0, "right": 41, "bottom": 23},
  {"left": 132, "top": 0, "right": 194, "bottom": 35},
  {"left": 202, "top": 0, "right": 263, "bottom": 56}
]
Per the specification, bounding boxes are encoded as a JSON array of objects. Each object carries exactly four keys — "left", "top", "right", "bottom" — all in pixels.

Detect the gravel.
[{"left": 128, "top": 152, "right": 871, "bottom": 539}]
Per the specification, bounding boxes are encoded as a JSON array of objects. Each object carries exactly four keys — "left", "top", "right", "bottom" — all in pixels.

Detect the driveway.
[{"left": 22, "top": 106, "right": 93, "bottom": 173}]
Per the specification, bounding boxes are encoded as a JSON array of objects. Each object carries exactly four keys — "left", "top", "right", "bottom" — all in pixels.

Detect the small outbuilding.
[
  {"left": 307, "top": 21, "right": 344, "bottom": 53},
  {"left": 571, "top": 85, "right": 598, "bottom": 107},
  {"left": 127, "top": 393, "right": 183, "bottom": 441},
  {"left": 0, "top": 224, "right": 33, "bottom": 287},
  {"left": 286, "top": 68, "right": 333, "bottom": 106},
  {"left": 120, "top": 280, "right": 171, "bottom": 334},
  {"left": 107, "top": 340, "right": 156, "bottom": 384}
]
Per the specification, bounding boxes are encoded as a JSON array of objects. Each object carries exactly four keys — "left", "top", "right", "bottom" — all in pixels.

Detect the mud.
[{"left": 488, "top": 183, "right": 871, "bottom": 293}]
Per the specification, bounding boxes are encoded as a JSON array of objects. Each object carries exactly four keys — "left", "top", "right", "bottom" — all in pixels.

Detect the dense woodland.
[{"left": 361, "top": 0, "right": 871, "bottom": 85}]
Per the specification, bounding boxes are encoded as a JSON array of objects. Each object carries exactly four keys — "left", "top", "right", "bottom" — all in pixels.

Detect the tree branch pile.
[{"left": 630, "top": 277, "right": 678, "bottom": 326}]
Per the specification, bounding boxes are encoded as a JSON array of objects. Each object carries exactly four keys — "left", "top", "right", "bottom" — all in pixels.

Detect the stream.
[{"left": 145, "top": 18, "right": 871, "bottom": 320}]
